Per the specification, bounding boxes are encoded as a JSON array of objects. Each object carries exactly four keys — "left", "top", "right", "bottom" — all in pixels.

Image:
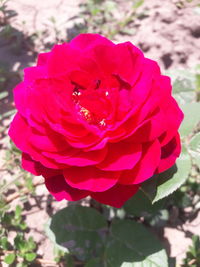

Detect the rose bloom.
[{"left": 9, "top": 34, "right": 183, "bottom": 208}]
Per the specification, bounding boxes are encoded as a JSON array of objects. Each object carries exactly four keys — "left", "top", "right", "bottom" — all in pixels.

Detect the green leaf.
[
  {"left": 179, "top": 103, "right": 200, "bottom": 137},
  {"left": 19, "top": 222, "right": 27, "bottom": 230},
  {"left": 27, "top": 236, "right": 36, "bottom": 251},
  {"left": 172, "top": 71, "right": 196, "bottom": 93},
  {"left": 16, "top": 263, "right": 28, "bottom": 267},
  {"left": 167, "top": 69, "right": 196, "bottom": 105},
  {"left": 4, "top": 253, "right": 16, "bottom": 264},
  {"left": 189, "top": 132, "right": 200, "bottom": 151},
  {"left": 149, "top": 209, "right": 169, "bottom": 227},
  {"left": 46, "top": 205, "right": 107, "bottom": 261},
  {"left": 105, "top": 219, "right": 168, "bottom": 267},
  {"left": 25, "top": 177, "right": 34, "bottom": 192},
  {"left": 15, "top": 205, "right": 22, "bottom": 218},
  {"left": 85, "top": 258, "right": 103, "bottom": 267},
  {"left": 24, "top": 252, "right": 36, "bottom": 262},
  {"left": 124, "top": 189, "right": 165, "bottom": 217},
  {"left": 14, "top": 234, "right": 27, "bottom": 253},
  {"left": 189, "top": 132, "right": 200, "bottom": 167},
  {"left": 0, "top": 236, "right": 10, "bottom": 250},
  {"left": 63, "top": 253, "right": 75, "bottom": 267},
  {"left": 133, "top": 0, "right": 144, "bottom": 9},
  {"left": 104, "top": 0, "right": 117, "bottom": 12},
  {"left": 196, "top": 74, "right": 200, "bottom": 91},
  {"left": 142, "top": 148, "right": 191, "bottom": 203}
]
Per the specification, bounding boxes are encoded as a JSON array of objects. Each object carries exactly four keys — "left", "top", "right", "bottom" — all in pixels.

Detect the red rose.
[{"left": 9, "top": 34, "right": 183, "bottom": 208}]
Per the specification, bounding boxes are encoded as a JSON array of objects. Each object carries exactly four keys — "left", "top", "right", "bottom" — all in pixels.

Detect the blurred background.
[{"left": 0, "top": 0, "right": 200, "bottom": 266}]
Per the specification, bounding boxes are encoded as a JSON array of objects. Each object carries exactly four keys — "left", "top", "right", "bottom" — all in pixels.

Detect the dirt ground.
[{"left": 0, "top": 0, "right": 200, "bottom": 266}]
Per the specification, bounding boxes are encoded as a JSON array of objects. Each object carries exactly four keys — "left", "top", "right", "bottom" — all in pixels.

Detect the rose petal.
[
  {"left": 37, "top": 52, "right": 51, "bottom": 66},
  {"left": 47, "top": 43, "right": 81, "bottom": 76},
  {"left": 64, "top": 167, "right": 120, "bottom": 192},
  {"left": 24, "top": 66, "right": 48, "bottom": 82},
  {"left": 157, "top": 133, "right": 181, "bottom": 173},
  {"left": 160, "top": 98, "right": 184, "bottom": 146},
  {"left": 126, "top": 108, "right": 166, "bottom": 143},
  {"left": 9, "top": 113, "right": 67, "bottom": 169},
  {"left": 22, "top": 153, "right": 62, "bottom": 178},
  {"left": 91, "top": 183, "right": 139, "bottom": 208},
  {"left": 29, "top": 130, "right": 69, "bottom": 153},
  {"left": 22, "top": 153, "right": 42, "bottom": 176},
  {"left": 119, "top": 139, "right": 161, "bottom": 185},
  {"left": 97, "top": 142, "right": 142, "bottom": 171},
  {"left": 45, "top": 175, "right": 89, "bottom": 201},
  {"left": 69, "top": 33, "right": 114, "bottom": 50},
  {"left": 44, "top": 146, "right": 107, "bottom": 166}
]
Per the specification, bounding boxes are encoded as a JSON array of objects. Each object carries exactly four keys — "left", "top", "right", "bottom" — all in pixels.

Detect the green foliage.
[
  {"left": 183, "top": 235, "right": 200, "bottom": 267},
  {"left": 1, "top": 233, "right": 37, "bottom": 266},
  {"left": 1, "top": 204, "right": 27, "bottom": 230},
  {"left": 47, "top": 205, "right": 107, "bottom": 261},
  {"left": 0, "top": 201, "right": 37, "bottom": 266},
  {"left": 105, "top": 219, "right": 168, "bottom": 267},
  {"left": 168, "top": 68, "right": 199, "bottom": 105},
  {"left": 124, "top": 190, "right": 169, "bottom": 228},
  {"left": 179, "top": 103, "right": 200, "bottom": 137},
  {"left": 77, "top": 0, "right": 144, "bottom": 39},
  {"left": 46, "top": 206, "right": 168, "bottom": 266},
  {"left": 4, "top": 253, "right": 16, "bottom": 264},
  {"left": 140, "top": 148, "right": 191, "bottom": 204},
  {"left": 85, "top": 257, "right": 103, "bottom": 267},
  {"left": 54, "top": 249, "right": 75, "bottom": 266},
  {"left": 189, "top": 132, "right": 200, "bottom": 167},
  {"left": 124, "top": 189, "right": 165, "bottom": 217}
]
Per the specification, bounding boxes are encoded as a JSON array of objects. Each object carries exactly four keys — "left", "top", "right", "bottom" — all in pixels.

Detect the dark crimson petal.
[
  {"left": 22, "top": 153, "right": 42, "bottom": 176},
  {"left": 91, "top": 183, "right": 140, "bottom": 208},
  {"left": 97, "top": 142, "right": 142, "bottom": 171},
  {"left": 64, "top": 167, "right": 120, "bottom": 192},
  {"left": 119, "top": 139, "right": 161, "bottom": 185},
  {"left": 157, "top": 133, "right": 181, "bottom": 173},
  {"left": 22, "top": 153, "right": 62, "bottom": 178},
  {"left": 45, "top": 175, "right": 89, "bottom": 201}
]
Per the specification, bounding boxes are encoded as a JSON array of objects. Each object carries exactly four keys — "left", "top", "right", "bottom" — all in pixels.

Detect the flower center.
[{"left": 72, "top": 85, "right": 111, "bottom": 129}]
